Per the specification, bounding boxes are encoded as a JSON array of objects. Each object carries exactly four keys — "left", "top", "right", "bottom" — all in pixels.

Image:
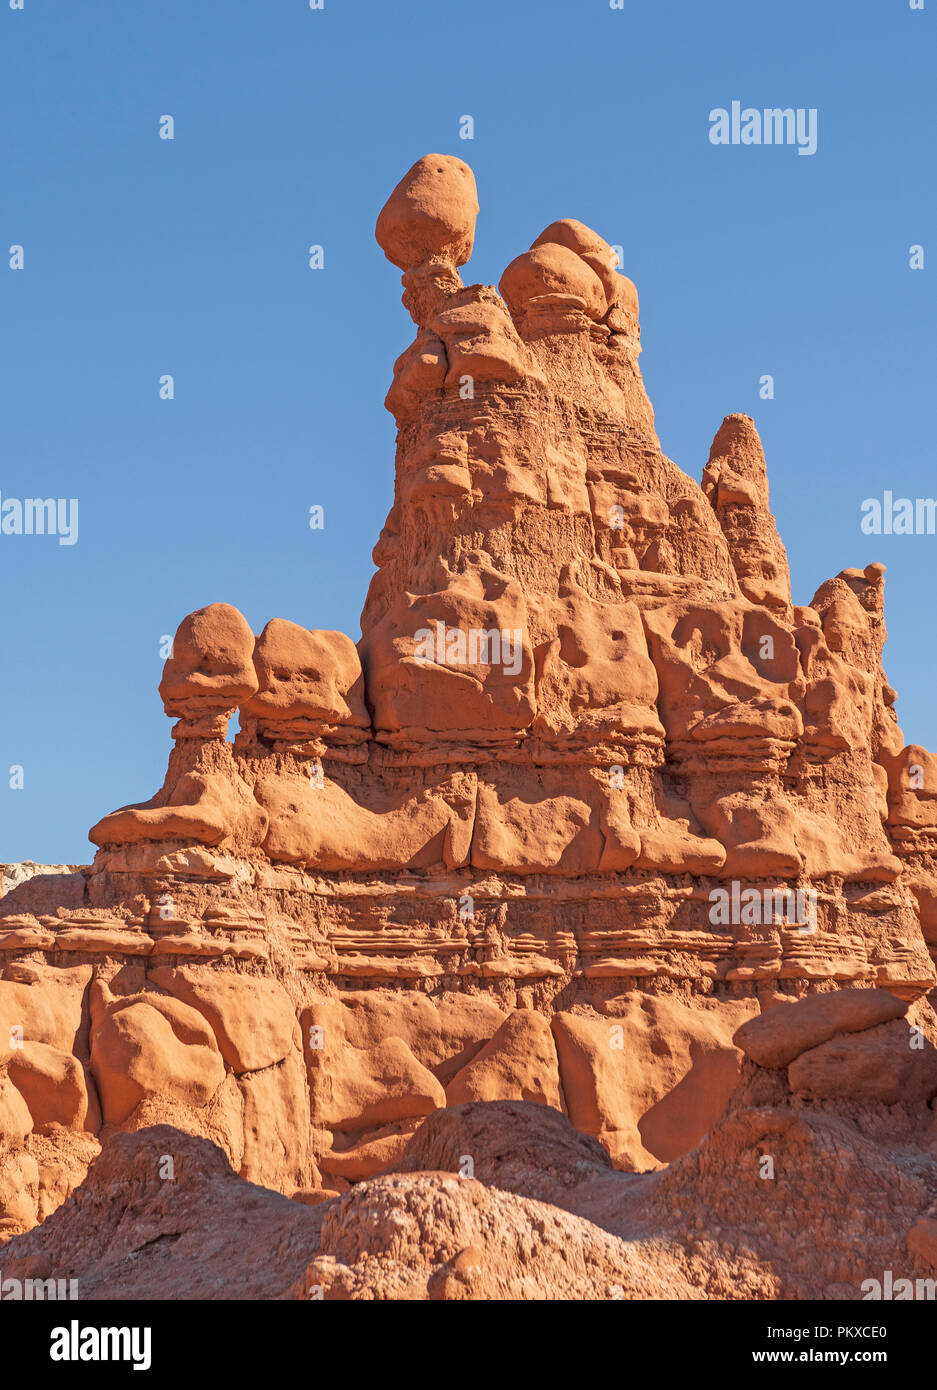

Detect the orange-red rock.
[
  {"left": 376, "top": 154, "right": 478, "bottom": 273},
  {"left": 733, "top": 988, "right": 908, "bottom": 1068},
  {"left": 787, "top": 1020, "right": 937, "bottom": 1105},
  {"left": 445, "top": 1008, "right": 561, "bottom": 1109},
  {"left": 3, "top": 153, "right": 937, "bottom": 1301}
]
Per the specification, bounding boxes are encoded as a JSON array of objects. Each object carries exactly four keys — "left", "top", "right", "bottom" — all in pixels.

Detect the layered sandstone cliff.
[{"left": 2, "top": 155, "right": 936, "bottom": 1247}]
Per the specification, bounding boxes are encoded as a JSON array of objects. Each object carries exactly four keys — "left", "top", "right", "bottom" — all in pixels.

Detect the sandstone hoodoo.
[{"left": 3, "top": 155, "right": 937, "bottom": 1270}]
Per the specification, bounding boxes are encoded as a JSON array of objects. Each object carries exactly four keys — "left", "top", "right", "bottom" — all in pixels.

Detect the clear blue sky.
[{"left": 1, "top": 0, "right": 934, "bottom": 864}]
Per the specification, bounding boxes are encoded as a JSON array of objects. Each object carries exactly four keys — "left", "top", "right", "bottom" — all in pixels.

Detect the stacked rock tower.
[{"left": 2, "top": 155, "right": 935, "bottom": 1231}]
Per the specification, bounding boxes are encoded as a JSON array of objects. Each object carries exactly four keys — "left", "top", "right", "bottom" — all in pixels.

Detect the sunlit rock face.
[{"left": 2, "top": 155, "right": 935, "bottom": 1244}]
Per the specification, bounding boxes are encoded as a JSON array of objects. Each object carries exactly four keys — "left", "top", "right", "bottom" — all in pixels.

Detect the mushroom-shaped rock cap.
[
  {"left": 499, "top": 243, "right": 606, "bottom": 323},
  {"left": 243, "top": 618, "right": 369, "bottom": 729},
  {"left": 532, "top": 218, "right": 622, "bottom": 302},
  {"left": 159, "top": 603, "right": 258, "bottom": 716},
  {"left": 376, "top": 154, "right": 479, "bottom": 272}
]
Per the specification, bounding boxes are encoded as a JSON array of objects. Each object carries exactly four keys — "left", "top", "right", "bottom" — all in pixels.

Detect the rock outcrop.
[
  {"left": 5, "top": 984, "right": 937, "bottom": 1300},
  {"left": 2, "top": 154, "right": 937, "bottom": 1272}
]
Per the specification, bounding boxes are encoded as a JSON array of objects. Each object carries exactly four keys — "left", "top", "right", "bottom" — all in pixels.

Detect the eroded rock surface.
[
  {"left": 3, "top": 156, "right": 937, "bottom": 1282},
  {"left": 5, "top": 989, "right": 937, "bottom": 1301}
]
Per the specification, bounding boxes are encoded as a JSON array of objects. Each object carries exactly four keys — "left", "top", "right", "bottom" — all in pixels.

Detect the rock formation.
[
  {"left": 2, "top": 154, "right": 937, "bottom": 1288},
  {"left": 5, "top": 987, "right": 937, "bottom": 1299}
]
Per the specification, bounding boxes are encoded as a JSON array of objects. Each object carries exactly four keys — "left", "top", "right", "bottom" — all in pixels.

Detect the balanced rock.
[
  {"left": 159, "top": 602, "right": 258, "bottom": 738},
  {"left": 3, "top": 154, "right": 937, "bottom": 1250},
  {"left": 376, "top": 154, "right": 478, "bottom": 271}
]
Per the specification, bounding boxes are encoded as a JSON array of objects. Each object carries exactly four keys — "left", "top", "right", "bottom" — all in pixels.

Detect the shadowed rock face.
[
  {"left": 0, "top": 1126, "right": 325, "bottom": 1300},
  {"left": 3, "top": 156, "right": 937, "bottom": 1253},
  {"left": 4, "top": 1008, "right": 937, "bottom": 1301}
]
